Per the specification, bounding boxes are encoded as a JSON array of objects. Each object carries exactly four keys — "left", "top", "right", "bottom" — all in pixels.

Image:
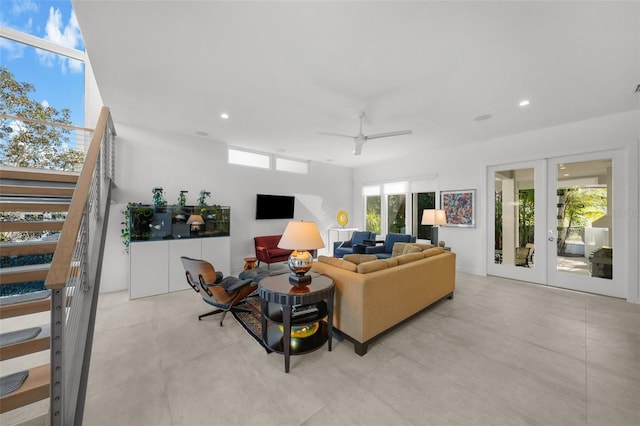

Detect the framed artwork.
[{"left": 441, "top": 189, "right": 476, "bottom": 227}]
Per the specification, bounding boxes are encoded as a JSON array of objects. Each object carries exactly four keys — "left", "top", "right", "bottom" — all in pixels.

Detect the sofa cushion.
[
  {"left": 395, "top": 252, "right": 426, "bottom": 265},
  {"left": 392, "top": 242, "right": 433, "bottom": 257},
  {"left": 317, "top": 255, "right": 358, "bottom": 272},
  {"left": 383, "top": 258, "right": 399, "bottom": 268},
  {"left": 343, "top": 254, "right": 378, "bottom": 265},
  {"left": 424, "top": 247, "right": 445, "bottom": 257},
  {"left": 357, "top": 259, "right": 389, "bottom": 274}
]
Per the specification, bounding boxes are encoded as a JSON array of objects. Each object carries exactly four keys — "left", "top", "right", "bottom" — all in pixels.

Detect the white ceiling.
[{"left": 73, "top": 1, "right": 640, "bottom": 168}]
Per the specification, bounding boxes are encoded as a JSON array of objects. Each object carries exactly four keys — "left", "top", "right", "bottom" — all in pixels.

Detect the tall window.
[
  {"left": 363, "top": 182, "right": 409, "bottom": 236},
  {"left": 363, "top": 185, "right": 381, "bottom": 234}
]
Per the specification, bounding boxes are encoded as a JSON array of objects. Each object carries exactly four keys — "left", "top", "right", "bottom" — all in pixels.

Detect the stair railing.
[{"left": 45, "top": 106, "right": 116, "bottom": 425}]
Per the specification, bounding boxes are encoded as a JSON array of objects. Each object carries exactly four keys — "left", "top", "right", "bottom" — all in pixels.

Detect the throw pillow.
[
  {"left": 402, "top": 245, "right": 423, "bottom": 255},
  {"left": 396, "top": 252, "right": 426, "bottom": 265},
  {"left": 317, "top": 255, "right": 358, "bottom": 272},
  {"left": 391, "top": 242, "right": 410, "bottom": 257},
  {"left": 423, "top": 247, "right": 445, "bottom": 257},
  {"left": 357, "top": 259, "right": 389, "bottom": 274},
  {"left": 343, "top": 254, "right": 378, "bottom": 265}
]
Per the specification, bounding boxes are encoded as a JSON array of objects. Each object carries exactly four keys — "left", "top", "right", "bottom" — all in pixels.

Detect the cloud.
[
  {"left": 44, "top": 7, "right": 82, "bottom": 50},
  {"left": 0, "top": 37, "right": 26, "bottom": 60},
  {"left": 35, "top": 7, "right": 84, "bottom": 74},
  {"left": 11, "top": 0, "right": 38, "bottom": 15}
]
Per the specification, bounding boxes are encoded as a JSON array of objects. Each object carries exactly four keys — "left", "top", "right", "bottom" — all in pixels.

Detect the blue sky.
[{"left": 0, "top": 0, "right": 85, "bottom": 126}]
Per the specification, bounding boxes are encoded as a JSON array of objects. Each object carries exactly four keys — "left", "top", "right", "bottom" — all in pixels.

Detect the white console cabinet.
[{"left": 130, "top": 237, "right": 231, "bottom": 299}]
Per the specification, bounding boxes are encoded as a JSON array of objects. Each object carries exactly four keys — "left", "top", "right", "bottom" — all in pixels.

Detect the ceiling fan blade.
[
  {"left": 318, "top": 131, "right": 355, "bottom": 139},
  {"left": 366, "top": 129, "right": 413, "bottom": 140},
  {"left": 353, "top": 141, "right": 364, "bottom": 156}
]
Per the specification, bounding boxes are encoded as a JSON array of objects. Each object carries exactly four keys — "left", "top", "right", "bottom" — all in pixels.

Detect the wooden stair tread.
[
  {"left": 0, "top": 298, "right": 50, "bottom": 319},
  {"left": 0, "top": 364, "right": 50, "bottom": 414},
  {"left": 0, "top": 241, "right": 57, "bottom": 256},
  {"left": 0, "top": 325, "right": 50, "bottom": 360},
  {"left": 0, "top": 184, "right": 75, "bottom": 197},
  {"left": 0, "top": 264, "right": 50, "bottom": 285},
  {"left": 0, "top": 201, "right": 70, "bottom": 212},
  {"left": 0, "top": 166, "right": 79, "bottom": 183},
  {"left": 0, "top": 221, "right": 64, "bottom": 232}
]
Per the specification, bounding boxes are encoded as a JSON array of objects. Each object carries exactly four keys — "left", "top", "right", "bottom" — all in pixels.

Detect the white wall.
[
  {"left": 100, "top": 123, "right": 353, "bottom": 293},
  {"left": 353, "top": 110, "right": 640, "bottom": 303}
]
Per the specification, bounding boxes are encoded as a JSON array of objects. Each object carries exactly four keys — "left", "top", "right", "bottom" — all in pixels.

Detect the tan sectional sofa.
[{"left": 311, "top": 243, "right": 456, "bottom": 355}]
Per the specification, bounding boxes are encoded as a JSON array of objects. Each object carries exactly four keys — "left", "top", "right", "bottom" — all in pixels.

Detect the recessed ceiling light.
[
  {"left": 473, "top": 114, "right": 493, "bottom": 122},
  {"left": 194, "top": 130, "right": 208, "bottom": 136},
  {"left": 220, "top": 113, "right": 229, "bottom": 120},
  {"left": 563, "top": 173, "right": 570, "bottom": 177},
  {"left": 519, "top": 99, "right": 531, "bottom": 107}
]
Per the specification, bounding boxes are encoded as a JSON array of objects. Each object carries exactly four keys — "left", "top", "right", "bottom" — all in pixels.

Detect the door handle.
[{"left": 548, "top": 237, "right": 555, "bottom": 242}]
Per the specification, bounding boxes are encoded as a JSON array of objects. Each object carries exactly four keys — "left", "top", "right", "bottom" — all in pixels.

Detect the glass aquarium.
[{"left": 128, "top": 204, "right": 230, "bottom": 242}]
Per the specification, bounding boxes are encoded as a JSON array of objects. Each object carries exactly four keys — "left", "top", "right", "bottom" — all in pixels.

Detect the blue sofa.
[
  {"left": 333, "top": 231, "right": 376, "bottom": 258},
  {"left": 364, "top": 233, "right": 416, "bottom": 259}
]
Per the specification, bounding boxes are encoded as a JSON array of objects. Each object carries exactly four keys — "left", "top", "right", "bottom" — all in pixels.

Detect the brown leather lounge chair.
[{"left": 180, "top": 257, "right": 257, "bottom": 326}]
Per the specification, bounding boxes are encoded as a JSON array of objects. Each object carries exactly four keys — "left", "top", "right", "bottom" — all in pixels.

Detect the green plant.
[
  {"left": 177, "top": 190, "right": 188, "bottom": 207},
  {"left": 120, "top": 202, "right": 136, "bottom": 252},
  {"left": 152, "top": 187, "right": 167, "bottom": 207},
  {"left": 198, "top": 190, "right": 211, "bottom": 207}
]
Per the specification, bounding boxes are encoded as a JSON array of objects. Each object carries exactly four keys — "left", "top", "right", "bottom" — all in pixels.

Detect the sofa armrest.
[{"left": 255, "top": 245, "right": 271, "bottom": 261}]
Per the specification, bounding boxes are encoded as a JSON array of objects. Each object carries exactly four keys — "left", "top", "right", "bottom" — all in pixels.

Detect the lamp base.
[{"left": 289, "top": 274, "right": 312, "bottom": 287}]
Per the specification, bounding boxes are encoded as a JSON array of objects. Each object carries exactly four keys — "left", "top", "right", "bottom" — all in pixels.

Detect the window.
[
  {"left": 228, "top": 147, "right": 310, "bottom": 173},
  {"left": 228, "top": 148, "right": 270, "bottom": 169},
  {"left": 0, "top": 3, "right": 86, "bottom": 127},
  {"left": 363, "top": 182, "right": 409, "bottom": 236},
  {"left": 275, "top": 157, "right": 309, "bottom": 174},
  {"left": 363, "top": 185, "right": 382, "bottom": 234}
]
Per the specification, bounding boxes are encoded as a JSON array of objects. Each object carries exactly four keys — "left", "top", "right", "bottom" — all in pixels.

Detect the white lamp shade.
[
  {"left": 421, "top": 209, "right": 446, "bottom": 226},
  {"left": 278, "top": 221, "right": 325, "bottom": 250}
]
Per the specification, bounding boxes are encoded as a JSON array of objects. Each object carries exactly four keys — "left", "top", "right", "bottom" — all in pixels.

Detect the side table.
[
  {"left": 258, "top": 273, "right": 334, "bottom": 373},
  {"left": 243, "top": 256, "right": 258, "bottom": 271}
]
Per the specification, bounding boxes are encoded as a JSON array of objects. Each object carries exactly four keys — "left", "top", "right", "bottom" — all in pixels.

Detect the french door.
[{"left": 488, "top": 150, "right": 627, "bottom": 298}]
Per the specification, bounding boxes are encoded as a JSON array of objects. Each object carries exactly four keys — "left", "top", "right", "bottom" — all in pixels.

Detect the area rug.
[{"left": 232, "top": 297, "right": 273, "bottom": 354}]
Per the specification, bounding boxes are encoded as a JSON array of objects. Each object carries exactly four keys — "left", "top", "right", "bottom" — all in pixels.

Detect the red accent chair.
[{"left": 254, "top": 235, "right": 292, "bottom": 268}]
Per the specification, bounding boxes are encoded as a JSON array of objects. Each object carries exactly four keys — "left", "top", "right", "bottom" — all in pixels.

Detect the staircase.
[{"left": 0, "top": 167, "right": 79, "bottom": 420}]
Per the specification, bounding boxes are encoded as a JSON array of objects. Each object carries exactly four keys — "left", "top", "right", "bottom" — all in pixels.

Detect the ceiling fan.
[{"left": 320, "top": 111, "right": 413, "bottom": 155}]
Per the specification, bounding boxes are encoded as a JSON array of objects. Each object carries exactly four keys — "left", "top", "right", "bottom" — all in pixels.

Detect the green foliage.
[
  {"left": 518, "top": 189, "right": 535, "bottom": 246},
  {"left": 198, "top": 190, "right": 211, "bottom": 207},
  {"left": 387, "top": 194, "right": 406, "bottom": 233},
  {"left": 0, "top": 66, "right": 84, "bottom": 170},
  {"left": 152, "top": 187, "right": 167, "bottom": 206},
  {"left": 365, "top": 195, "right": 381, "bottom": 234},
  {"left": 366, "top": 211, "right": 381, "bottom": 234}
]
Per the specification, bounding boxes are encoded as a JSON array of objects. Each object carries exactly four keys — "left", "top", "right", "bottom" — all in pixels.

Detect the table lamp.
[
  {"left": 421, "top": 209, "right": 446, "bottom": 246},
  {"left": 187, "top": 214, "right": 204, "bottom": 233},
  {"left": 278, "top": 221, "right": 325, "bottom": 286}
]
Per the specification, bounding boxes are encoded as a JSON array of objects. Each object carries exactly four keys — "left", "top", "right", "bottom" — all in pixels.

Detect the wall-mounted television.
[{"left": 255, "top": 194, "right": 295, "bottom": 220}]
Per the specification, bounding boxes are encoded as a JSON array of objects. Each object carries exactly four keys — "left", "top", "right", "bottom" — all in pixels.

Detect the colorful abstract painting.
[{"left": 441, "top": 190, "right": 475, "bottom": 227}]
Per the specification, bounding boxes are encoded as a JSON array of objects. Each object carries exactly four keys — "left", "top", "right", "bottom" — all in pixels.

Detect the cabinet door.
[
  {"left": 130, "top": 241, "right": 169, "bottom": 299},
  {"left": 169, "top": 239, "right": 202, "bottom": 292},
  {"left": 201, "top": 237, "right": 231, "bottom": 277}
]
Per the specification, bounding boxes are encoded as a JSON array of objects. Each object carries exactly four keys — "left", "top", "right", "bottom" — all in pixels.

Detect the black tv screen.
[{"left": 255, "top": 194, "right": 295, "bottom": 220}]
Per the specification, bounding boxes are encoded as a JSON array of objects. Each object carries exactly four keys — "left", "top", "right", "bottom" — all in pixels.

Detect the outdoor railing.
[{"left": 45, "top": 106, "right": 115, "bottom": 425}]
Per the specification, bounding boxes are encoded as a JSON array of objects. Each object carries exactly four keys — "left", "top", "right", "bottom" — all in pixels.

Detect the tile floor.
[{"left": 6, "top": 272, "right": 639, "bottom": 425}]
